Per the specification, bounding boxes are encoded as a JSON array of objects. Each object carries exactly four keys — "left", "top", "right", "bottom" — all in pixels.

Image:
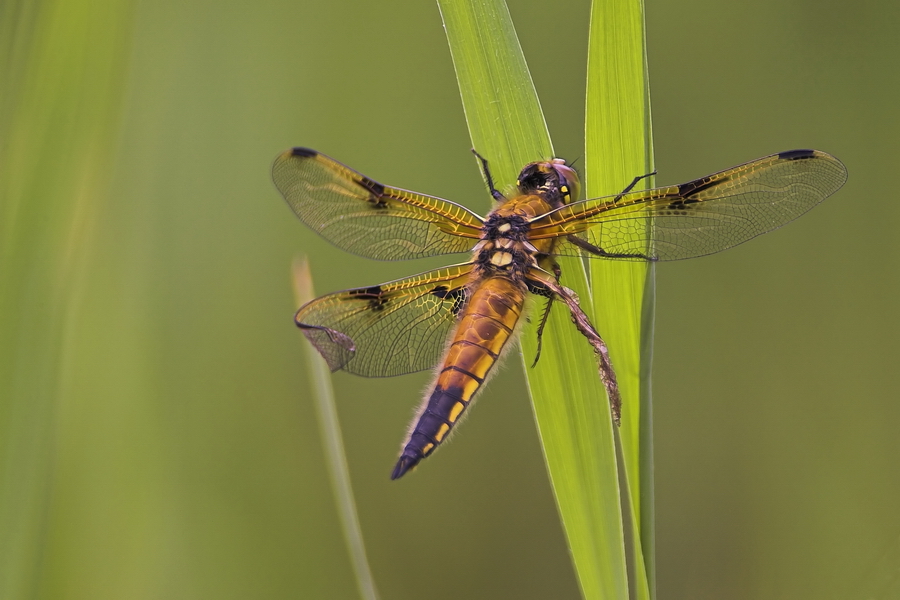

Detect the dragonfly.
[{"left": 273, "top": 147, "right": 847, "bottom": 480}]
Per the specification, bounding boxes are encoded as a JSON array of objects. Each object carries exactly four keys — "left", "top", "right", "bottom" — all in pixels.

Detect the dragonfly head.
[{"left": 517, "top": 159, "right": 581, "bottom": 205}]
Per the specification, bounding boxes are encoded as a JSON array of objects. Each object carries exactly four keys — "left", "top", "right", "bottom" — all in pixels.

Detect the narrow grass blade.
[
  {"left": 438, "top": 0, "right": 629, "bottom": 597},
  {"left": 292, "top": 258, "right": 380, "bottom": 600},
  {"left": 585, "top": 0, "right": 656, "bottom": 597},
  {"left": 437, "top": 0, "right": 552, "bottom": 177}
]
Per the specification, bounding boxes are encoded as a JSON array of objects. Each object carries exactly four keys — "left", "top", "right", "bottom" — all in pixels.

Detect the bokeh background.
[{"left": 2, "top": 0, "right": 898, "bottom": 598}]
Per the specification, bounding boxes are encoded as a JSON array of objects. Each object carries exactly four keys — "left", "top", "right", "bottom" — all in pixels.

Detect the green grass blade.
[
  {"left": 438, "top": 1, "right": 629, "bottom": 598},
  {"left": 292, "top": 259, "right": 380, "bottom": 600},
  {"left": 585, "top": 0, "right": 656, "bottom": 597},
  {"left": 0, "top": 0, "right": 134, "bottom": 596},
  {"left": 437, "top": 0, "right": 552, "bottom": 177}
]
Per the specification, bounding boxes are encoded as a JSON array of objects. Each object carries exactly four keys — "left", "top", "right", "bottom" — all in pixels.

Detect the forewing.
[
  {"left": 273, "top": 148, "right": 484, "bottom": 260},
  {"left": 529, "top": 150, "right": 848, "bottom": 261},
  {"left": 296, "top": 264, "right": 475, "bottom": 377}
]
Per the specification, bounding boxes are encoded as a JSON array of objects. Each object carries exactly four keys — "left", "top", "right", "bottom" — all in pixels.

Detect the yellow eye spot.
[
  {"left": 560, "top": 185, "right": 568, "bottom": 195},
  {"left": 435, "top": 423, "right": 450, "bottom": 442}
]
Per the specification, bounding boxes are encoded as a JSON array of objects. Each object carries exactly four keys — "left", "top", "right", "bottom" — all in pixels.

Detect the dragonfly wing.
[
  {"left": 296, "top": 263, "right": 475, "bottom": 377},
  {"left": 529, "top": 150, "right": 848, "bottom": 261},
  {"left": 273, "top": 148, "right": 485, "bottom": 260}
]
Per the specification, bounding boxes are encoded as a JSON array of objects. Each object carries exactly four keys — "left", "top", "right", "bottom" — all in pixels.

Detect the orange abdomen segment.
[{"left": 391, "top": 276, "right": 526, "bottom": 479}]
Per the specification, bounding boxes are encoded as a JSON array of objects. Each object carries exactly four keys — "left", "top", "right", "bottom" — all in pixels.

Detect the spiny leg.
[
  {"left": 532, "top": 271, "right": 622, "bottom": 424},
  {"left": 616, "top": 170, "right": 657, "bottom": 200},
  {"left": 566, "top": 233, "right": 656, "bottom": 261},
  {"left": 471, "top": 149, "right": 506, "bottom": 202},
  {"left": 531, "top": 261, "right": 562, "bottom": 368}
]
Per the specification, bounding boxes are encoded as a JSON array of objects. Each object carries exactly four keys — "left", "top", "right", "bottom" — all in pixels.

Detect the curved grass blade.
[
  {"left": 438, "top": 0, "right": 629, "bottom": 597},
  {"left": 292, "top": 258, "right": 380, "bottom": 600}
]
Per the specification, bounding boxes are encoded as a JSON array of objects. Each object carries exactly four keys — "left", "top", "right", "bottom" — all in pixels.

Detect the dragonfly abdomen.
[{"left": 391, "top": 276, "right": 526, "bottom": 480}]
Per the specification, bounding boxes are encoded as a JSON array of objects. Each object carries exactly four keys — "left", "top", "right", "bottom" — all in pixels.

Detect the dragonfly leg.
[
  {"left": 471, "top": 149, "right": 506, "bottom": 202},
  {"left": 615, "top": 170, "right": 657, "bottom": 201},
  {"left": 532, "top": 271, "right": 622, "bottom": 425},
  {"left": 566, "top": 234, "right": 656, "bottom": 261},
  {"left": 531, "top": 261, "right": 562, "bottom": 368}
]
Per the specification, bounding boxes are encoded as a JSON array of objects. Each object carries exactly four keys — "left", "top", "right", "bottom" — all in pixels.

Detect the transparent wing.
[
  {"left": 273, "top": 148, "right": 485, "bottom": 260},
  {"left": 528, "top": 150, "right": 848, "bottom": 261},
  {"left": 296, "top": 263, "right": 475, "bottom": 377}
]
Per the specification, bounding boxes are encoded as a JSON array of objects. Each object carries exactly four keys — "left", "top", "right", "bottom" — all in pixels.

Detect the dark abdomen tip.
[{"left": 391, "top": 454, "right": 421, "bottom": 480}]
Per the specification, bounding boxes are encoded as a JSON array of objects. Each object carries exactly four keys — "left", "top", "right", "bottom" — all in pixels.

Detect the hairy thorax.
[{"left": 472, "top": 193, "right": 556, "bottom": 284}]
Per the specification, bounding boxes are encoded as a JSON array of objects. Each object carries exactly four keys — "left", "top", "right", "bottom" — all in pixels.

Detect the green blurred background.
[{"left": 1, "top": 0, "right": 898, "bottom": 598}]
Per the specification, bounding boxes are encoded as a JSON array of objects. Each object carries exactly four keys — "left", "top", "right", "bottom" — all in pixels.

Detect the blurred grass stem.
[{"left": 292, "top": 258, "right": 380, "bottom": 600}]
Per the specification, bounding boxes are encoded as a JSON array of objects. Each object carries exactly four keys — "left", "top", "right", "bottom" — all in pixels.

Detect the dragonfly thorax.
[{"left": 474, "top": 213, "right": 537, "bottom": 279}]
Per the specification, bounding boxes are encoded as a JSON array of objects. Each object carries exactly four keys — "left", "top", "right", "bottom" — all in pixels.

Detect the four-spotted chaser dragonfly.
[{"left": 273, "top": 147, "right": 847, "bottom": 480}]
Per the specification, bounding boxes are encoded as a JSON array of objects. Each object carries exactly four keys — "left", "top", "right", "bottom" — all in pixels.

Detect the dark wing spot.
[
  {"left": 676, "top": 177, "right": 719, "bottom": 199},
  {"left": 354, "top": 176, "right": 388, "bottom": 209},
  {"left": 290, "top": 147, "right": 317, "bottom": 158},
  {"left": 431, "top": 285, "right": 467, "bottom": 316},
  {"left": 431, "top": 285, "right": 450, "bottom": 298},
  {"left": 358, "top": 176, "right": 385, "bottom": 196},
  {"left": 778, "top": 149, "right": 817, "bottom": 161},
  {"left": 349, "top": 285, "right": 388, "bottom": 311},
  {"left": 666, "top": 197, "right": 702, "bottom": 211},
  {"left": 349, "top": 285, "right": 383, "bottom": 298}
]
